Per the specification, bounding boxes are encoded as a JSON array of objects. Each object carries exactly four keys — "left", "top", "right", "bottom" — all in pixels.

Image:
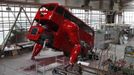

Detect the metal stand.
[{"left": 0, "top": 7, "right": 32, "bottom": 55}]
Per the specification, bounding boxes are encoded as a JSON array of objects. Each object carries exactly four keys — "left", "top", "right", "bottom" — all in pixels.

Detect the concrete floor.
[
  {"left": 0, "top": 43, "right": 133, "bottom": 75},
  {"left": 0, "top": 52, "right": 34, "bottom": 75},
  {"left": 0, "top": 48, "right": 63, "bottom": 75}
]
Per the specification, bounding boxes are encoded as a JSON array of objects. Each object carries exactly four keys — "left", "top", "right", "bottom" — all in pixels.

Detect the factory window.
[
  {"left": 123, "top": 11, "right": 134, "bottom": 26},
  {"left": 0, "top": 4, "right": 38, "bottom": 45},
  {"left": 71, "top": 9, "right": 105, "bottom": 30},
  {"left": 0, "top": 32, "right": 3, "bottom": 44}
]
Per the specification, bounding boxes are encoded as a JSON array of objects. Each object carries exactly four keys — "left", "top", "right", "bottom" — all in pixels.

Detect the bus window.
[
  {"left": 64, "top": 11, "right": 71, "bottom": 20},
  {"left": 64, "top": 11, "right": 77, "bottom": 24},
  {"left": 40, "top": 5, "right": 55, "bottom": 11},
  {"left": 55, "top": 6, "right": 64, "bottom": 15},
  {"left": 64, "top": 11, "right": 84, "bottom": 29}
]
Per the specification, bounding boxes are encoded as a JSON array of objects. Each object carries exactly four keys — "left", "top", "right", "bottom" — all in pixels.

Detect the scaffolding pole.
[{"left": 0, "top": 7, "right": 32, "bottom": 55}]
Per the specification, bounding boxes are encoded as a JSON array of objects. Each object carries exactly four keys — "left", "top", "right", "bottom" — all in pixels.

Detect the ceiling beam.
[
  {"left": 99, "top": 0, "right": 104, "bottom": 9},
  {"left": 0, "top": 0, "right": 43, "bottom": 6}
]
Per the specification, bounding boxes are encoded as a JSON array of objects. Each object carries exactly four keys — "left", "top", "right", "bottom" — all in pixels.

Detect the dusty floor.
[
  {"left": 0, "top": 43, "right": 133, "bottom": 75},
  {"left": 0, "top": 49, "right": 64, "bottom": 75}
]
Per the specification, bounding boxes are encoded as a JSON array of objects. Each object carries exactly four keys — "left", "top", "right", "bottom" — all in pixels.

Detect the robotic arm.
[
  {"left": 69, "top": 44, "right": 81, "bottom": 64},
  {"left": 31, "top": 43, "right": 43, "bottom": 59},
  {"left": 62, "top": 22, "right": 81, "bottom": 65},
  {"left": 27, "top": 24, "right": 46, "bottom": 59}
]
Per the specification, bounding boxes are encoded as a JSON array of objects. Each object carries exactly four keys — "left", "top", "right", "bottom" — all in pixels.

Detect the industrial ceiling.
[{"left": 0, "top": 0, "right": 134, "bottom": 10}]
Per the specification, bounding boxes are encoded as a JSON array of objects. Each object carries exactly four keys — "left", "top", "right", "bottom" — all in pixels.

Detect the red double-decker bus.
[{"left": 27, "top": 3, "right": 95, "bottom": 64}]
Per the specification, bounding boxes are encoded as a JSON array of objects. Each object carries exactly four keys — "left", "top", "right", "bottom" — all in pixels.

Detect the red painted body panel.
[
  {"left": 27, "top": 25, "right": 45, "bottom": 41},
  {"left": 27, "top": 3, "right": 94, "bottom": 64}
]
